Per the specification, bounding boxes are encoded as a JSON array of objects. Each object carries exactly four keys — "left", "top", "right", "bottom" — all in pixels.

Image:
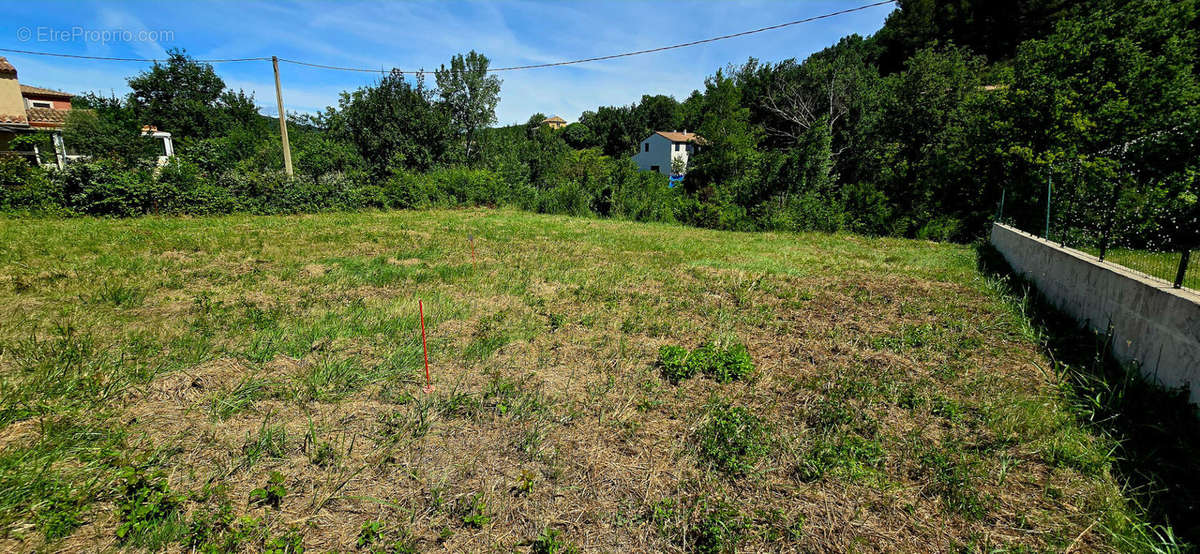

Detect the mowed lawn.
[{"left": 0, "top": 209, "right": 1154, "bottom": 552}]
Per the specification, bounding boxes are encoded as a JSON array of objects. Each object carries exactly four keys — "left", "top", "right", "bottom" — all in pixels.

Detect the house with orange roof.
[
  {"left": 541, "top": 115, "right": 567, "bottom": 129},
  {"left": 632, "top": 130, "right": 706, "bottom": 176},
  {"left": 0, "top": 56, "right": 75, "bottom": 168},
  {"left": 22, "top": 84, "right": 74, "bottom": 128}
]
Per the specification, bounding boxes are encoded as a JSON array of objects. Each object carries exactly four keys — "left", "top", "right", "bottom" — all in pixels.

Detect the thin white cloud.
[{"left": 93, "top": 7, "right": 169, "bottom": 60}]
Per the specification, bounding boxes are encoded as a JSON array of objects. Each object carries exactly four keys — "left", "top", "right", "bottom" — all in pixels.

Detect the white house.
[{"left": 632, "top": 130, "right": 705, "bottom": 176}]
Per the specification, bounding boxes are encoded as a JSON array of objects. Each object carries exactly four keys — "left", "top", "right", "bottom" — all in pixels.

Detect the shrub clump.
[
  {"left": 656, "top": 342, "right": 755, "bottom": 384},
  {"left": 656, "top": 345, "right": 695, "bottom": 383},
  {"left": 696, "top": 400, "right": 771, "bottom": 476},
  {"left": 691, "top": 499, "right": 748, "bottom": 554},
  {"left": 115, "top": 467, "right": 181, "bottom": 544},
  {"left": 707, "top": 344, "right": 754, "bottom": 384}
]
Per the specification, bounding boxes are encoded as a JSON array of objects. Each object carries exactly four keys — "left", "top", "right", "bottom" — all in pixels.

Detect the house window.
[
  {"left": 650, "top": 165, "right": 660, "bottom": 172},
  {"left": 30, "top": 101, "right": 52, "bottom": 109},
  {"left": 674, "top": 143, "right": 680, "bottom": 152},
  {"left": 643, "top": 142, "right": 649, "bottom": 152}
]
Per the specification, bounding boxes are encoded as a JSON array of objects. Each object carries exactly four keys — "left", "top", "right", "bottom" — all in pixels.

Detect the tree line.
[{"left": 1, "top": 0, "right": 1196, "bottom": 247}]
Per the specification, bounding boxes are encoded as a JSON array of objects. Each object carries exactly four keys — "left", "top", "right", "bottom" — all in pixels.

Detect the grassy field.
[{"left": 0, "top": 209, "right": 1171, "bottom": 552}]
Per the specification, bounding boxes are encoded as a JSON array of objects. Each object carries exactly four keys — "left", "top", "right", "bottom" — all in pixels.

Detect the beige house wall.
[{"left": 0, "top": 75, "right": 26, "bottom": 122}]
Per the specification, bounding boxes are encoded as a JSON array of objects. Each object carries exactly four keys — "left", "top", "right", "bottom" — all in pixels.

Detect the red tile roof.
[
  {"left": 0, "top": 57, "right": 15, "bottom": 77},
  {"left": 543, "top": 115, "right": 566, "bottom": 123},
  {"left": 0, "top": 113, "right": 29, "bottom": 125},
  {"left": 654, "top": 131, "right": 706, "bottom": 144},
  {"left": 20, "top": 84, "right": 73, "bottom": 99},
  {"left": 26, "top": 107, "right": 69, "bottom": 128}
]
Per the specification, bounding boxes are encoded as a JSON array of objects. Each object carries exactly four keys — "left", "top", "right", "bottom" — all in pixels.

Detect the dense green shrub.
[
  {"left": 55, "top": 160, "right": 155, "bottom": 217},
  {"left": 537, "top": 179, "right": 596, "bottom": 217},
  {"left": 381, "top": 169, "right": 434, "bottom": 209},
  {"left": 708, "top": 344, "right": 754, "bottom": 384},
  {"left": 0, "top": 155, "right": 31, "bottom": 190},
  {"left": 682, "top": 200, "right": 752, "bottom": 231},
  {"left": 380, "top": 167, "right": 532, "bottom": 210},
  {"left": 751, "top": 192, "right": 846, "bottom": 233},
  {"left": 608, "top": 163, "right": 681, "bottom": 223},
  {"left": 426, "top": 167, "right": 510, "bottom": 207},
  {"left": 841, "top": 183, "right": 893, "bottom": 236},
  {"left": 657, "top": 343, "right": 755, "bottom": 384},
  {"left": 1, "top": 157, "right": 67, "bottom": 213},
  {"left": 657, "top": 345, "right": 694, "bottom": 384}
]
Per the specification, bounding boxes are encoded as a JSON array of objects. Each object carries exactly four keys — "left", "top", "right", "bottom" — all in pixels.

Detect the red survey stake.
[{"left": 419, "top": 299, "right": 433, "bottom": 393}]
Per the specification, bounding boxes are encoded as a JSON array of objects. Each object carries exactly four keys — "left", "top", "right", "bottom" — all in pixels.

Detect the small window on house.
[
  {"left": 643, "top": 142, "right": 649, "bottom": 152},
  {"left": 674, "top": 143, "right": 680, "bottom": 152},
  {"left": 650, "top": 165, "right": 660, "bottom": 172},
  {"left": 30, "top": 101, "right": 52, "bottom": 109}
]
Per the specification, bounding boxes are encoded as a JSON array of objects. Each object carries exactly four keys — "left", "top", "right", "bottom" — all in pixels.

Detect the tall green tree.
[
  {"left": 873, "top": 0, "right": 1083, "bottom": 73},
  {"left": 332, "top": 71, "right": 452, "bottom": 175},
  {"left": 992, "top": 0, "right": 1200, "bottom": 247},
  {"left": 435, "top": 51, "right": 502, "bottom": 163},
  {"left": 689, "top": 69, "right": 760, "bottom": 202},
  {"left": 561, "top": 122, "right": 596, "bottom": 149},
  {"left": 126, "top": 49, "right": 257, "bottom": 140},
  {"left": 633, "top": 94, "right": 682, "bottom": 136},
  {"left": 579, "top": 105, "right": 639, "bottom": 158},
  {"left": 872, "top": 45, "right": 985, "bottom": 236}
]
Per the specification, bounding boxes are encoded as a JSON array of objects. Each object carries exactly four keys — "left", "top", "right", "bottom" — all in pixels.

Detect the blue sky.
[{"left": 0, "top": 1, "right": 894, "bottom": 125}]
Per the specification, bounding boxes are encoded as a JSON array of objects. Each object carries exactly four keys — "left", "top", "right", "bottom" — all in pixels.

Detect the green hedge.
[
  {"left": 1, "top": 153, "right": 856, "bottom": 235},
  {"left": 0, "top": 156, "right": 693, "bottom": 223}
]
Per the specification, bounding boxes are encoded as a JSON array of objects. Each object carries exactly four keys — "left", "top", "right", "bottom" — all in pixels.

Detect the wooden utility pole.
[{"left": 272, "top": 56, "right": 293, "bottom": 177}]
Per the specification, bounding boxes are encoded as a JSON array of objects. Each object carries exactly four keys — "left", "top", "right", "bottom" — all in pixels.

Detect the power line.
[
  {"left": 0, "top": 47, "right": 267, "bottom": 64},
  {"left": 486, "top": 0, "right": 896, "bottom": 72},
  {"left": 0, "top": 1, "right": 895, "bottom": 74},
  {"left": 274, "top": 58, "right": 385, "bottom": 73}
]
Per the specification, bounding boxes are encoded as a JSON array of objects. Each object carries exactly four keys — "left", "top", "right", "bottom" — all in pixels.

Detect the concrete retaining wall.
[{"left": 990, "top": 223, "right": 1200, "bottom": 405}]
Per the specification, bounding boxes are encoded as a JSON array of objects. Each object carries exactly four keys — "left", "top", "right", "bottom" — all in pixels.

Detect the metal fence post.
[
  {"left": 997, "top": 188, "right": 1006, "bottom": 222},
  {"left": 1098, "top": 181, "right": 1122, "bottom": 262},
  {"left": 1174, "top": 249, "right": 1191, "bottom": 289},
  {"left": 1045, "top": 172, "right": 1052, "bottom": 240}
]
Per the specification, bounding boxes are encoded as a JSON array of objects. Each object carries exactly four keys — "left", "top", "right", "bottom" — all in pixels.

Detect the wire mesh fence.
[{"left": 997, "top": 171, "right": 1197, "bottom": 292}]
